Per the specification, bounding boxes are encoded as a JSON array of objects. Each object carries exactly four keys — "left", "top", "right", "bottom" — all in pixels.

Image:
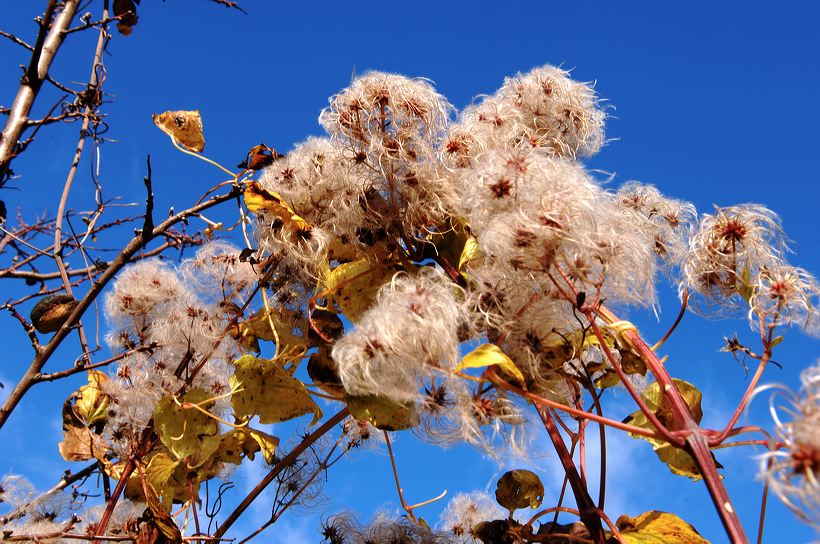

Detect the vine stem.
[
  {"left": 592, "top": 304, "right": 749, "bottom": 543},
  {"left": 485, "top": 367, "right": 664, "bottom": 440},
  {"left": 536, "top": 406, "right": 606, "bottom": 544},
  {"left": 212, "top": 408, "right": 349, "bottom": 540}
]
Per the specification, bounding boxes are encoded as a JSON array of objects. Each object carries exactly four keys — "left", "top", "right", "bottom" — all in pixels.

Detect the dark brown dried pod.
[{"left": 30, "top": 294, "right": 79, "bottom": 334}]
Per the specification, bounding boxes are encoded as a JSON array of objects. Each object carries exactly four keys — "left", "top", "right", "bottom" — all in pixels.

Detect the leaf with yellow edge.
[
  {"left": 211, "top": 428, "right": 280, "bottom": 466},
  {"left": 345, "top": 394, "right": 417, "bottom": 431},
  {"left": 616, "top": 511, "right": 710, "bottom": 543},
  {"left": 152, "top": 110, "right": 205, "bottom": 153},
  {"left": 243, "top": 181, "right": 310, "bottom": 232},
  {"left": 458, "top": 236, "right": 479, "bottom": 271},
  {"left": 58, "top": 374, "right": 110, "bottom": 462},
  {"left": 73, "top": 370, "right": 110, "bottom": 426},
  {"left": 623, "top": 380, "right": 720, "bottom": 480},
  {"left": 323, "top": 258, "right": 405, "bottom": 322},
  {"left": 237, "top": 306, "right": 309, "bottom": 353},
  {"left": 457, "top": 344, "right": 525, "bottom": 384},
  {"left": 230, "top": 355, "right": 322, "bottom": 425},
  {"left": 154, "top": 389, "right": 221, "bottom": 461}
]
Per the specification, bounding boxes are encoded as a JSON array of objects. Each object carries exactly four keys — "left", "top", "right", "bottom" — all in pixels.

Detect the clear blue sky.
[{"left": 1, "top": 1, "right": 818, "bottom": 542}]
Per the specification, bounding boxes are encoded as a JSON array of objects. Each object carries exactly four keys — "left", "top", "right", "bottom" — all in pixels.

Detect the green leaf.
[
  {"left": 154, "top": 389, "right": 221, "bottom": 461},
  {"left": 457, "top": 344, "right": 525, "bottom": 384},
  {"left": 495, "top": 469, "right": 544, "bottom": 512},
  {"left": 623, "top": 380, "right": 716, "bottom": 480},
  {"left": 230, "top": 355, "right": 322, "bottom": 425},
  {"left": 616, "top": 511, "right": 710, "bottom": 543},
  {"left": 345, "top": 394, "right": 417, "bottom": 431}
]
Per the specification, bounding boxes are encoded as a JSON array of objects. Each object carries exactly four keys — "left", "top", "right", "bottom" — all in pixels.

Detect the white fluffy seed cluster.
[
  {"left": 760, "top": 362, "right": 820, "bottom": 527},
  {"left": 332, "top": 269, "right": 468, "bottom": 401},
  {"left": 248, "top": 65, "right": 819, "bottom": 453},
  {"left": 101, "top": 242, "right": 256, "bottom": 456},
  {"left": 438, "top": 491, "right": 506, "bottom": 542}
]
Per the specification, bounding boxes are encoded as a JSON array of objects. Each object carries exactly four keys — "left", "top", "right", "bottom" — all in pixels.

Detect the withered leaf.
[
  {"left": 616, "top": 510, "right": 710, "bottom": 543},
  {"left": 623, "top": 379, "right": 718, "bottom": 480},
  {"left": 344, "top": 394, "right": 417, "bottom": 431},
  {"left": 152, "top": 110, "right": 205, "bottom": 153},
  {"left": 495, "top": 469, "right": 544, "bottom": 512},
  {"left": 243, "top": 181, "right": 310, "bottom": 232},
  {"left": 113, "top": 0, "right": 139, "bottom": 36},
  {"left": 238, "top": 144, "right": 282, "bottom": 170}
]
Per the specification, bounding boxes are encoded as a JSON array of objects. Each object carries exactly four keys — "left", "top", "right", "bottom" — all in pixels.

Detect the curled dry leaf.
[
  {"left": 152, "top": 110, "right": 205, "bottom": 153},
  {"left": 113, "top": 0, "right": 139, "bottom": 36}
]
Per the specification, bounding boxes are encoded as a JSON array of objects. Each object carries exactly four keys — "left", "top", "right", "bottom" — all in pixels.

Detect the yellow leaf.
[
  {"left": 345, "top": 394, "right": 417, "bottom": 431},
  {"left": 58, "top": 374, "right": 110, "bottom": 462},
  {"left": 458, "top": 236, "right": 480, "bottom": 271},
  {"left": 230, "top": 355, "right": 322, "bottom": 425},
  {"left": 73, "top": 370, "right": 110, "bottom": 426},
  {"left": 323, "top": 258, "right": 404, "bottom": 322},
  {"left": 243, "top": 181, "right": 310, "bottom": 232},
  {"left": 211, "top": 428, "right": 279, "bottom": 466},
  {"left": 152, "top": 110, "right": 205, "bottom": 153},
  {"left": 154, "top": 389, "right": 221, "bottom": 461},
  {"left": 238, "top": 306, "right": 309, "bottom": 353},
  {"left": 457, "top": 344, "right": 525, "bottom": 384},
  {"left": 623, "top": 380, "right": 715, "bottom": 480},
  {"left": 616, "top": 511, "right": 710, "bottom": 543}
]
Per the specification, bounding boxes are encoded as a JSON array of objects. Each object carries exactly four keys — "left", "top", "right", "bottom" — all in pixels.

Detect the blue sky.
[{"left": 1, "top": 1, "right": 818, "bottom": 542}]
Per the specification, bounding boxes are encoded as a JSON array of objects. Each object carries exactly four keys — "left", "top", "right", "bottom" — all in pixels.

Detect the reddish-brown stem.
[
  {"left": 594, "top": 304, "right": 749, "bottom": 543},
  {"left": 583, "top": 312, "right": 681, "bottom": 445},
  {"left": 486, "top": 367, "right": 664, "bottom": 440},
  {"left": 91, "top": 458, "right": 136, "bottom": 544},
  {"left": 536, "top": 405, "right": 606, "bottom": 544},
  {"left": 212, "top": 408, "right": 349, "bottom": 540},
  {"left": 708, "top": 354, "right": 770, "bottom": 446}
]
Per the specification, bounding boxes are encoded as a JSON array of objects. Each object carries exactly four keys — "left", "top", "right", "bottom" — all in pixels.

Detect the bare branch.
[
  {"left": 0, "top": 30, "right": 34, "bottom": 51},
  {"left": 0, "top": 0, "right": 80, "bottom": 185}
]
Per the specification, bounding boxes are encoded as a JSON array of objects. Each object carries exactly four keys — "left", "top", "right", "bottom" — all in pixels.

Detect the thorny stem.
[
  {"left": 536, "top": 406, "right": 606, "bottom": 544},
  {"left": 212, "top": 408, "right": 350, "bottom": 540}
]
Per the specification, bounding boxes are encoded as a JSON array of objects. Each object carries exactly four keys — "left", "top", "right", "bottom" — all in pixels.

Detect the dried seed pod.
[{"left": 30, "top": 294, "right": 79, "bottom": 333}]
